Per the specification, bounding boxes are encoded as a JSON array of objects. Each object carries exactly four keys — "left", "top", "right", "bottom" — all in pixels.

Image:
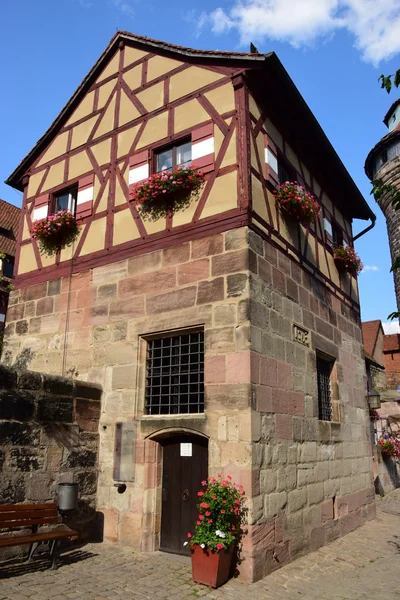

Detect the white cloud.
[
  {"left": 383, "top": 321, "right": 400, "bottom": 334},
  {"left": 205, "top": 0, "right": 400, "bottom": 65},
  {"left": 362, "top": 265, "right": 380, "bottom": 272},
  {"left": 110, "top": 0, "right": 136, "bottom": 19}
]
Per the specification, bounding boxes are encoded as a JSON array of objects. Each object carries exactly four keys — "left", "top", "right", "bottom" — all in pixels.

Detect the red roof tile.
[
  {"left": 362, "top": 320, "right": 382, "bottom": 358},
  {"left": 0, "top": 199, "right": 21, "bottom": 257},
  {"left": 384, "top": 333, "right": 400, "bottom": 353}
]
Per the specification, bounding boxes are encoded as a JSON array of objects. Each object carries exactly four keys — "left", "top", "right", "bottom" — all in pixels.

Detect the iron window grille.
[
  {"left": 145, "top": 331, "right": 204, "bottom": 415},
  {"left": 317, "top": 356, "right": 333, "bottom": 421}
]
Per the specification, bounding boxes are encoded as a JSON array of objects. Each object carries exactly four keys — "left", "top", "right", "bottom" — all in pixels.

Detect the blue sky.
[{"left": 1, "top": 0, "right": 400, "bottom": 329}]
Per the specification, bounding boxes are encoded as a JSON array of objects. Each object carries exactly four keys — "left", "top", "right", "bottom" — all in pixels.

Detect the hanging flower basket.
[
  {"left": 30, "top": 210, "right": 80, "bottom": 257},
  {"left": 378, "top": 435, "right": 400, "bottom": 460},
  {"left": 185, "top": 474, "right": 246, "bottom": 588},
  {"left": 129, "top": 166, "right": 205, "bottom": 222},
  {"left": 333, "top": 245, "right": 363, "bottom": 276},
  {"left": 274, "top": 181, "right": 320, "bottom": 226}
]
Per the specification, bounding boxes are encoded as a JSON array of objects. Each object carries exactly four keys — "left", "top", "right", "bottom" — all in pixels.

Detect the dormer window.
[
  {"left": 155, "top": 140, "right": 192, "bottom": 174},
  {"left": 54, "top": 186, "right": 77, "bottom": 215}
]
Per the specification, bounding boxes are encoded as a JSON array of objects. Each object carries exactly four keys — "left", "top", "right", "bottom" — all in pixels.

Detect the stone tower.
[{"left": 365, "top": 99, "right": 400, "bottom": 310}]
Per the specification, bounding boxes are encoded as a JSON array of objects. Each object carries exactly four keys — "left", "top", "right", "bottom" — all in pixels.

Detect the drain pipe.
[{"left": 353, "top": 215, "right": 376, "bottom": 242}]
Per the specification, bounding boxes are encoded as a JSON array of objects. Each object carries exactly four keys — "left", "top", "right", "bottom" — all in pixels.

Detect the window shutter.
[
  {"left": 76, "top": 174, "right": 95, "bottom": 220},
  {"left": 33, "top": 193, "right": 50, "bottom": 222},
  {"left": 128, "top": 150, "right": 150, "bottom": 201},
  {"left": 264, "top": 134, "right": 279, "bottom": 187},
  {"left": 191, "top": 123, "right": 215, "bottom": 174}
]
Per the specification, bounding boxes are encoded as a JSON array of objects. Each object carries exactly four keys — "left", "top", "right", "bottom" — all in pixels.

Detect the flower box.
[
  {"left": 379, "top": 435, "right": 400, "bottom": 459},
  {"left": 129, "top": 166, "right": 205, "bottom": 221},
  {"left": 191, "top": 543, "right": 234, "bottom": 588},
  {"left": 333, "top": 245, "right": 363, "bottom": 276},
  {"left": 274, "top": 181, "right": 320, "bottom": 226},
  {"left": 30, "top": 211, "right": 80, "bottom": 257}
]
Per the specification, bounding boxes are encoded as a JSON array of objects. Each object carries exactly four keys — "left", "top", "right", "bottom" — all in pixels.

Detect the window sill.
[{"left": 140, "top": 414, "right": 206, "bottom": 421}]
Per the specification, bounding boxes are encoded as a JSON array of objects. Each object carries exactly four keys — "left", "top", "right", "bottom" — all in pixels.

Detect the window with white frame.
[
  {"left": 54, "top": 186, "right": 78, "bottom": 215},
  {"left": 155, "top": 140, "right": 192, "bottom": 173}
]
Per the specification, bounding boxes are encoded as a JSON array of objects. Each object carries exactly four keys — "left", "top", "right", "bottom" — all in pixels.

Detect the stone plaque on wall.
[
  {"left": 113, "top": 422, "right": 136, "bottom": 482},
  {"left": 293, "top": 323, "right": 310, "bottom": 347}
]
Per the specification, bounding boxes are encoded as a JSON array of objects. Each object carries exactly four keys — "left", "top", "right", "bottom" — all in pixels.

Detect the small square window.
[
  {"left": 54, "top": 186, "right": 77, "bottom": 215},
  {"left": 155, "top": 140, "right": 192, "bottom": 174},
  {"left": 317, "top": 355, "right": 334, "bottom": 421}
]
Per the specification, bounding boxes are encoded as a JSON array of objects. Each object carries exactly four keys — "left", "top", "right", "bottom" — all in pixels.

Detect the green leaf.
[
  {"left": 388, "top": 311, "right": 400, "bottom": 321},
  {"left": 394, "top": 69, "right": 400, "bottom": 88},
  {"left": 379, "top": 74, "right": 393, "bottom": 93}
]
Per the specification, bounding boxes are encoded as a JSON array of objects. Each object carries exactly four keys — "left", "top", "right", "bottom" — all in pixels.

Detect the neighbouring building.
[
  {"left": 3, "top": 32, "right": 377, "bottom": 581},
  {"left": 362, "top": 320, "right": 386, "bottom": 393},
  {"left": 383, "top": 333, "right": 400, "bottom": 389},
  {"left": 0, "top": 200, "right": 20, "bottom": 331}
]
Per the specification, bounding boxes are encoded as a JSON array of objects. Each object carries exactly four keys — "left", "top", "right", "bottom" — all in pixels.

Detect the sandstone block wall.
[
  {"left": 243, "top": 230, "right": 375, "bottom": 581},
  {"left": 0, "top": 365, "right": 101, "bottom": 556}
]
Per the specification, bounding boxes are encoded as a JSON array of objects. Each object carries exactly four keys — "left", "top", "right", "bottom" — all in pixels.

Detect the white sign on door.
[{"left": 180, "top": 443, "right": 192, "bottom": 457}]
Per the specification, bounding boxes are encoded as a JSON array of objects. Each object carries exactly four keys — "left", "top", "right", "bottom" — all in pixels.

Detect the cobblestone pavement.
[{"left": 2, "top": 493, "right": 400, "bottom": 600}]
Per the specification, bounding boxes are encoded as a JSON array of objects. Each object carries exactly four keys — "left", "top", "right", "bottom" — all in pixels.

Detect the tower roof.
[{"left": 384, "top": 99, "right": 400, "bottom": 127}]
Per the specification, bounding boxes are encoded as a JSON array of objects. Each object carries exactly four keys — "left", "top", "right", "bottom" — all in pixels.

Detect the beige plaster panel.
[
  {"left": 256, "top": 132, "right": 265, "bottom": 172},
  {"left": 318, "top": 243, "right": 330, "bottom": 279},
  {"left": 96, "top": 179, "right": 110, "bottom": 213},
  {"left": 114, "top": 177, "right": 127, "bottom": 207},
  {"left": 344, "top": 218, "right": 352, "bottom": 238},
  {"left": 334, "top": 207, "right": 345, "bottom": 229},
  {"left": 123, "top": 66, "right": 142, "bottom": 91},
  {"left": 172, "top": 191, "right": 201, "bottom": 227},
  {"left": 22, "top": 215, "right": 30, "bottom": 241},
  {"left": 279, "top": 209, "right": 297, "bottom": 249},
  {"left": 94, "top": 95, "right": 117, "bottom": 139},
  {"left": 169, "top": 67, "right": 223, "bottom": 102},
  {"left": 113, "top": 208, "right": 140, "bottom": 246},
  {"left": 65, "top": 92, "right": 95, "bottom": 126},
  {"left": 27, "top": 170, "right": 46, "bottom": 199},
  {"left": 147, "top": 55, "right": 183, "bottom": 82},
  {"left": 41, "top": 161, "right": 65, "bottom": 192},
  {"left": 174, "top": 100, "right": 209, "bottom": 134},
  {"left": 41, "top": 252, "right": 56, "bottom": 268},
  {"left": 91, "top": 138, "right": 112, "bottom": 167},
  {"left": 96, "top": 52, "right": 120, "bottom": 84},
  {"left": 304, "top": 231, "right": 317, "bottom": 266},
  {"left": 220, "top": 132, "right": 237, "bottom": 169},
  {"left": 117, "top": 125, "right": 140, "bottom": 159},
  {"left": 204, "top": 84, "right": 235, "bottom": 116},
  {"left": 136, "top": 112, "right": 168, "bottom": 149},
  {"left": 98, "top": 80, "right": 116, "bottom": 110},
  {"left": 252, "top": 176, "right": 269, "bottom": 224},
  {"left": 142, "top": 214, "right": 166, "bottom": 235},
  {"left": 351, "top": 276, "right": 359, "bottom": 302},
  {"left": 327, "top": 251, "right": 340, "bottom": 287},
  {"left": 201, "top": 171, "right": 237, "bottom": 219},
  {"left": 36, "top": 132, "right": 69, "bottom": 167},
  {"left": 136, "top": 82, "right": 164, "bottom": 113},
  {"left": 71, "top": 115, "right": 99, "bottom": 150},
  {"left": 68, "top": 151, "right": 92, "bottom": 180},
  {"left": 80, "top": 217, "right": 106, "bottom": 256},
  {"left": 301, "top": 162, "right": 311, "bottom": 186},
  {"left": 249, "top": 94, "right": 262, "bottom": 120},
  {"left": 18, "top": 244, "right": 37, "bottom": 274},
  {"left": 264, "top": 119, "right": 283, "bottom": 152},
  {"left": 341, "top": 272, "right": 351, "bottom": 298},
  {"left": 124, "top": 47, "right": 148, "bottom": 69},
  {"left": 285, "top": 143, "right": 301, "bottom": 174},
  {"left": 313, "top": 178, "right": 321, "bottom": 198},
  {"left": 321, "top": 192, "right": 333, "bottom": 216},
  {"left": 118, "top": 91, "right": 141, "bottom": 127},
  {"left": 60, "top": 229, "right": 83, "bottom": 263},
  {"left": 266, "top": 189, "right": 277, "bottom": 230}
]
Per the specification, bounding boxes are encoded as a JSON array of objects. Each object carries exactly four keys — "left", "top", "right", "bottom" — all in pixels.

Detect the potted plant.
[
  {"left": 30, "top": 210, "right": 80, "bottom": 257},
  {"left": 378, "top": 435, "right": 400, "bottom": 459},
  {"left": 274, "top": 181, "right": 320, "bottom": 226},
  {"left": 129, "top": 166, "right": 205, "bottom": 221},
  {"left": 184, "top": 474, "right": 245, "bottom": 588},
  {"left": 333, "top": 245, "right": 363, "bottom": 276}
]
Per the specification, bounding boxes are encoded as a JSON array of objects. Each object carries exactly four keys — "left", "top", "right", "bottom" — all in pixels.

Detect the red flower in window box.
[
  {"left": 274, "top": 181, "right": 320, "bottom": 226},
  {"left": 30, "top": 210, "right": 80, "bottom": 257},
  {"left": 129, "top": 166, "right": 205, "bottom": 221},
  {"left": 333, "top": 245, "right": 363, "bottom": 276}
]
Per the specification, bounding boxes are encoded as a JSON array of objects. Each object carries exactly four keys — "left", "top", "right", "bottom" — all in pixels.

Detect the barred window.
[
  {"left": 145, "top": 331, "right": 204, "bottom": 415},
  {"left": 317, "top": 356, "right": 334, "bottom": 421}
]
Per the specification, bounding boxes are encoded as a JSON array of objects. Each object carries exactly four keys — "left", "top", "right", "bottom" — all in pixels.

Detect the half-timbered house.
[{"left": 4, "top": 32, "right": 376, "bottom": 581}]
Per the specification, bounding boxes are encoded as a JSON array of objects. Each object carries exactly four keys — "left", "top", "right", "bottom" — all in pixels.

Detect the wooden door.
[{"left": 160, "top": 435, "right": 208, "bottom": 555}]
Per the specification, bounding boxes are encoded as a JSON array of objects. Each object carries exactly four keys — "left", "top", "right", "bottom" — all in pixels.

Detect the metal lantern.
[
  {"left": 367, "top": 387, "right": 381, "bottom": 410},
  {"left": 58, "top": 482, "right": 79, "bottom": 512}
]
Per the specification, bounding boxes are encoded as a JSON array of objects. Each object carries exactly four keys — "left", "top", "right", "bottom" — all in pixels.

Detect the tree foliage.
[{"left": 378, "top": 70, "right": 400, "bottom": 94}]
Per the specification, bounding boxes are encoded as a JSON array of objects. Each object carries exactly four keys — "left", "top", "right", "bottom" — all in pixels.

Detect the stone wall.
[
  {"left": 0, "top": 365, "right": 101, "bottom": 555},
  {"left": 244, "top": 230, "right": 375, "bottom": 581}
]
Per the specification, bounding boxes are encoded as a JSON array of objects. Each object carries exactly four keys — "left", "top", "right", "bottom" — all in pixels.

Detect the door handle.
[{"left": 182, "top": 488, "right": 190, "bottom": 502}]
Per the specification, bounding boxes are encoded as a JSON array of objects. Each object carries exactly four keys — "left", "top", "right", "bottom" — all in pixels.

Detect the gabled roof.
[
  {"left": 362, "top": 320, "right": 384, "bottom": 359},
  {"left": 384, "top": 98, "right": 400, "bottom": 127},
  {"left": 5, "top": 31, "right": 374, "bottom": 223},
  {"left": 384, "top": 333, "right": 400, "bottom": 353},
  {"left": 0, "top": 199, "right": 20, "bottom": 256}
]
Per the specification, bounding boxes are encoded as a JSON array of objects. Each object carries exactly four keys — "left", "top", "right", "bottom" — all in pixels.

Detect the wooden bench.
[{"left": 0, "top": 503, "right": 78, "bottom": 570}]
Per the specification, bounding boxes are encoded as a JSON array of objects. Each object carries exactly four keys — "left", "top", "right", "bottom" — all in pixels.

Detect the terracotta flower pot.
[{"left": 191, "top": 544, "right": 234, "bottom": 588}]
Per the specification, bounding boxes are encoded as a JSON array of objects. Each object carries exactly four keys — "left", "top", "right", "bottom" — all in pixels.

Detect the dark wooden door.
[{"left": 160, "top": 435, "right": 208, "bottom": 555}]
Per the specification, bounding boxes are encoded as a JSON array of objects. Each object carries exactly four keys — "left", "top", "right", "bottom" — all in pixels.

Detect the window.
[
  {"left": 2, "top": 256, "right": 14, "bottom": 279},
  {"left": 332, "top": 223, "right": 343, "bottom": 248},
  {"left": 155, "top": 140, "right": 192, "bottom": 173},
  {"left": 145, "top": 331, "right": 204, "bottom": 415},
  {"left": 54, "top": 186, "right": 77, "bottom": 215},
  {"left": 278, "top": 157, "right": 296, "bottom": 184},
  {"left": 317, "top": 355, "right": 334, "bottom": 421}
]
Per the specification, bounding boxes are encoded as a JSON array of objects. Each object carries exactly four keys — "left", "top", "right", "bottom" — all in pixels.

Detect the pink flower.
[
  {"left": 205, "top": 511, "right": 210, "bottom": 517},
  {"left": 187, "top": 533, "right": 192, "bottom": 539},
  {"left": 220, "top": 510, "right": 225, "bottom": 514},
  {"left": 216, "top": 543, "right": 223, "bottom": 550},
  {"left": 201, "top": 480, "right": 207, "bottom": 486},
  {"left": 208, "top": 519, "right": 213, "bottom": 524},
  {"left": 200, "top": 502, "right": 209, "bottom": 509}
]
